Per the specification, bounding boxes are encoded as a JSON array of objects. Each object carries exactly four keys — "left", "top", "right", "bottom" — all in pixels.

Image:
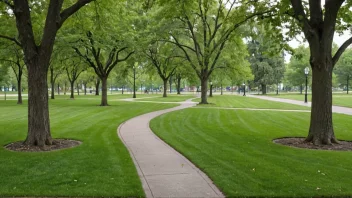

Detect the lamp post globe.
[{"left": 304, "top": 67, "right": 310, "bottom": 103}]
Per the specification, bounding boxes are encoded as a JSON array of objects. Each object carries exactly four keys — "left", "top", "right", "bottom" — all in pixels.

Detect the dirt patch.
[
  {"left": 274, "top": 137, "right": 352, "bottom": 151},
  {"left": 4, "top": 139, "right": 82, "bottom": 152}
]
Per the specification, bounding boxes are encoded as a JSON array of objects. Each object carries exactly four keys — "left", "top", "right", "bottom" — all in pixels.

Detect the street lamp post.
[
  {"left": 304, "top": 67, "right": 310, "bottom": 103},
  {"left": 133, "top": 65, "right": 136, "bottom": 98},
  {"left": 243, "top": 83, "right": 246, "bottom": 96}
]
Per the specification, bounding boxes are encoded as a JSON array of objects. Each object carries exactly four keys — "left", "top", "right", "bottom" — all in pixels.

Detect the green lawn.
[
  {"left": 268, "top": 93, "right": 352, "bottom": 108},
  {"left": 151, "top": 108, "right": 352, "bottom": 197},
  {"left": 53, "top": 93, "right": 154, "bottom": 100},
  {"left": 137, "top": 95, "right": 197, "bottom": 102},
  {"left": 0, "top": 93, "right": 154, "bottom": 101},
  {"left": 193, "top": 95, "right": 310, "bottom": 110},
  {"left": 0, "top": 99, "right": 176, "bottom": 197}
]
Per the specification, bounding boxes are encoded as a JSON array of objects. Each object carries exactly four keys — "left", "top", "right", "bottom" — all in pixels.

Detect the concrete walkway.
[
  {"left": 118, "top": 99, "right": 224, "bottom": 198},
  {"left": 248, "top": 95, "right": 352, "bottom": 116}
]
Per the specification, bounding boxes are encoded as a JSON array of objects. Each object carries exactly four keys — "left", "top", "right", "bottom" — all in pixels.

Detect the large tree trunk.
[
  {"left": 101, "top": 77, "right": 108, "bottom": 106},
  {"left": 176, "top": 76, "right": 181, "bottom": 95},
  {"left": 95, "top": 79, "right": 100, "bottom": 96},
  {"left": 305, "top": 61, "right": 337, "bottom": 145},
  {"left": 57, "top": 84, "right": 60, "bottom": 95},
  {"left": 169, "top": 76, "right": 172, "bottom": 94},
  {"left": 84, "top": 83, "right": 87, "bottom": 95},
  {"left": 17, "top": 74, "right": 22, "bottom": 104},
  {"left": 70, "top": 81, "right": 74, "bottom": 99},
  {"left": 209, "top": 84, "right": 213, "bottom": 97},
  {"left": 163, "top": 79, "right": 167, "bottom": 97},
  {"left": 200, "top": 74, "right": 208, "bottom": 104},
  {"left": 221, "top": 83, "right": 223, "bottom": 95},
  {"left": 261, "top": 84, "right": 267, "bottom": 95},
  {"left": 24, "top": 60, "right": 52, "bottom": 146}
]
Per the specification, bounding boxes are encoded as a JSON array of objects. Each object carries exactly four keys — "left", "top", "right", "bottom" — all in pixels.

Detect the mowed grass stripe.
[
  {"left": 137, "top": 95, "right": 197, "bottom": 102},
  {"left": 151, "top": 107, "right": 352, "bottom": 197}
]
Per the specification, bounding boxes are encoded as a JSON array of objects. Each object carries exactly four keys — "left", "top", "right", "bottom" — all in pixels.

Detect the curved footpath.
[{"left": 118, "top": 99, "right": 224, "bottom": 198}]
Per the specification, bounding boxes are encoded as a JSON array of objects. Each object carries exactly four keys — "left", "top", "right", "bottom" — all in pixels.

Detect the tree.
[
  {"left": 284, "top": 46, "right": 311, "bottom": 94},
  {"left": 335, "top": 49, "right": 352, "bottom": 94},
  {"left": 248, "top": 30, "right": 286, "bottom": 95},
  {"left": 80, "top": 70, "right": 96, "bottom": 95},
  {"left": 0, "top": 0, "right": 94, "bottom": 146},
  {"left": 277, "top": 0, "right": 352, "bottom": 145},
  {"left": 173, "top": 63, "right": 194, "bottom": 95},
  {"left": 155, "top": 0, "right": 272, "bottom": 104},
  {"left": 64, "top": 56, "right": 86, "bottom": 99},
  {"left": 0, "top": 42, "right": 25, "bottom": 104},
  {"left": 74, "top": 32, "right": 134, "bottom": 106},
  {"left": 145, "top": 42, "right": 182, "bottom": 97},
  {"left": 49, "top": 48, "right": 65, "bottom": 99}
]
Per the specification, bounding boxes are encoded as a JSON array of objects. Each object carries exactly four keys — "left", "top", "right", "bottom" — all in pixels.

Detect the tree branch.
[
  {"left": 0, "top": 34, "right": 21, "bottom": 46},
  {"left": 333, "top": 36, "right": 352, "bottom": 66},
  {"left": 59, "top": 0, "right": 94, "bottom": 28}
]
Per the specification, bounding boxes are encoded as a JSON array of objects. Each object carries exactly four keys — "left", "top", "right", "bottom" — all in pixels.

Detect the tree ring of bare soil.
[
  {"left": 4, "top": 139, "right": 82, "bottom": 152},
  {"left": 274, "top": 137, "right": 352, "bottom": 151}
]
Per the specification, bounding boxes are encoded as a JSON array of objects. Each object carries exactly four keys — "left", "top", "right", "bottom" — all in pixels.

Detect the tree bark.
[
  {"left": 84, "top": 83, "right": 87, "bottom": 95},
  {"left": 100, "top": 77, "right": 108, "bottom": 106},
  {"left": 305, "top": 61, "right": 337, "bottom": 145},
  {"left": 261, "top": 84, "right": 267, "bottom": 95},
  {"left": 50, "top": 68, "right": 55, "bottom": 99},
  {"left": 17, "top": 75, "right": 22, "bottom": 104},
  {"left": 163, "top": 79, "right": 168, "bottom": 97},
  {"left": 200, "top": 74, "right": 208, "bottom": 104},
  {"left": 70, "top": 81, "right": 74, "bottom": 99},
  {"left": 300, "top": 85, "right": 303, "bottom": 94},
  {"left": 169, "top": 76, "right": 172, "bottom": 94},
  {"left": 176, "top": 76, "right": 181, "bottom": 95},
  {"left": 95, "top": 79, "right": 100, "bottom": 96},
  {"left": 221, "top": 83, "right": 223, "bottom": 95},
  {"left": 58, "top": 83, "right": 60, "bottom": 95},
  {"left": 24, "top": 60, "right": 52, "bottom": 146},
  {"left": 209, "top": 84, "right": 213, "bottom": 97}
]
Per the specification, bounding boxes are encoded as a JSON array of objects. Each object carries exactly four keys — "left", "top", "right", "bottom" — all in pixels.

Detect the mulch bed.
[
  {"left": 4, "top": 139, "right": 82, "bottom": 152},
  {"left": 274, "top": 137, "right": 352, "bottom": 151}
]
